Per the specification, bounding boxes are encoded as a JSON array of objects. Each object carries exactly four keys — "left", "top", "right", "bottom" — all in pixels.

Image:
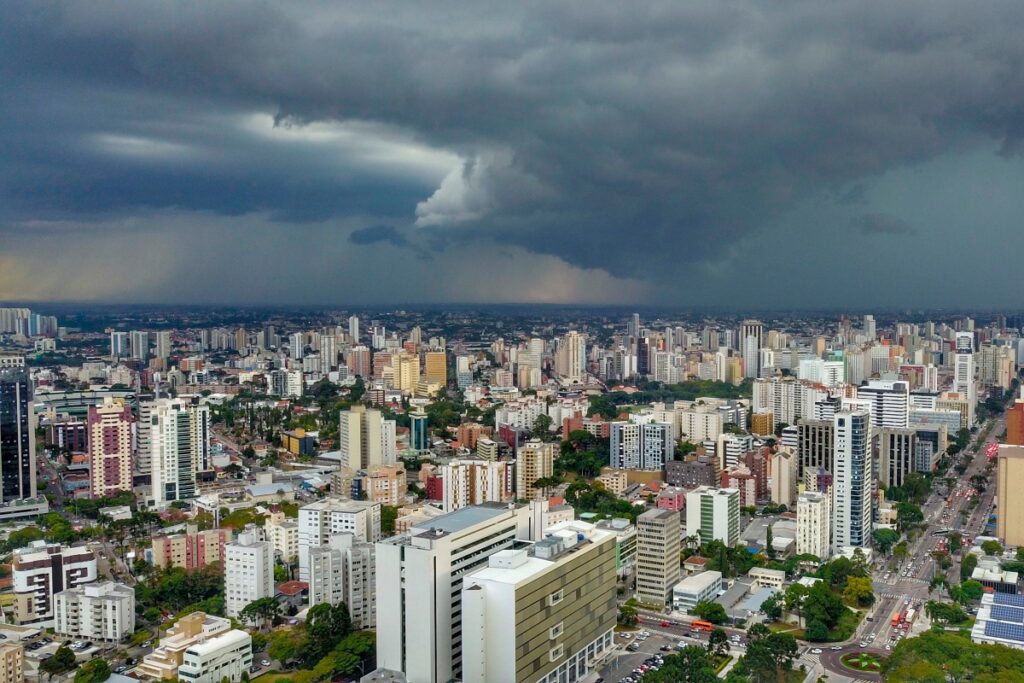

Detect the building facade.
[
  {"left": 87, "top": 398, "right": 133, "bottom": 497},
  {"left": 224, "top": 532, "right": 274, "bottom": 619},
  {"left": 54, "top": 581, "right": 135, "bottom": 642},
  {"left": 11, "top": 541, "right": 97, "bottom": 626},
  {"left": 635, "top": 509, "right": 681, "bottom": 607}
]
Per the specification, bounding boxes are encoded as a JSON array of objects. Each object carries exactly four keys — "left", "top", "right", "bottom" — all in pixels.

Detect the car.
[
  {"left": 660, "top": 620, "right": 671, "bottom": 627},
  {"left": 859, "top": 642, "right": 868, "bottom": 648},
  {"left": 811, "top": 648, "right": 823, "bottom": 654},
  {"left": 886, "top": 644, "right": 892, "bottom": 651},
  {"left": 114, "top": 667, "right": 128, "bottom": 674},
  {"left": 620, "top": 632, "right": 632, "bottom": 638},
  {"left": 678, "top": 641, "right": 687, "bottom": 648},
  {"left": 830, "top": 646, "right": 842, "bottom": 651},
  {"left": 660, "top": 645, "right": 673, "bottom": 652},
  {"left": 627, "top": 643, "right": 640, "bottom": 652},
  {"left": 260, "top": 659, "right": 271, "bottom": 667}
]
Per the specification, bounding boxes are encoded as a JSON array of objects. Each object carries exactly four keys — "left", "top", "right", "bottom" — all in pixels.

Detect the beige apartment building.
[
  {"left": 635, "top": 508, "right": 681, "bottom": 607},
  {"left": 515, "top": 440, "right": 555, "bottom": 501},
  {"left": 997, "top": 445, "right": 1024, "bottom": 546}
]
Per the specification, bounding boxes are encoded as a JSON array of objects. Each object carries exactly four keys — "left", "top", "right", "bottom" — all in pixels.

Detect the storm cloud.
[{"left": 3, "top": 1, "right": 1024, "bottom": 304}]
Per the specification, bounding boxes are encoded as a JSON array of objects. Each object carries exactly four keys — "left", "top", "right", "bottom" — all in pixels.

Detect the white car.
[{"left": 811, "top": 648, "right": 823, "bottom": 654}]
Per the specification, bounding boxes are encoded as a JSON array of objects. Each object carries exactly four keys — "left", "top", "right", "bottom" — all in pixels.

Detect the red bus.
[
  {"left": 691, "top": 620, "right": 714, "bottom": 632},
  {"left": 891, "top": 609, "right": 902, "bottom": 627}
]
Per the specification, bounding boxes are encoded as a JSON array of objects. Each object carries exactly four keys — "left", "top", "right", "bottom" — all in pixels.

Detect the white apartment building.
[
  {"left": 263, "top": 511, "right": 299, "bottom": 563},
  {"left": 307, "top": 534, "right": 376, "bottom": 629},
  {"left": 635, "top": 508, "right": 681, "bottom": 607},
  {"left": 461, "top": 522, "right": 617, "bottom": 683},
  {"left": 135, "top": 612, "right": 232, "bottom": 681},
  {"left": 685, "top": 487, "right": 740, "bottom": 546},
  {"left": 438, "top": 458, "right": 514, "bottom": 512},
  {"left": 716, "top": 432, "right": 753, "bottom": 469},
  {"left": 12, "top": 541, "right": 97, "bottom": 626},
  {"left": 856, "top": 380, "right": 910, "bottom": 431},
  {"left": 224, "top": 532, "right": 274, "bottom": 618},
  {"left": 678, "top": 407, "right": 723, "bottom": 444},
  {"left": 832, "top": 410, "right": 872, "bottom": 550},
  {"left": 177, "top": 629, "right": 252, "bottom": 683},
  {"left": 298, "top": 498, "right": 381, "bottom": 581},
  {"left": 796, "top": 491, "right": 831, "bottom": 560},
  {"left": 953, "top": 332, "right": 977, "bottom": 426},
  {"left": 375, "top": 503, "right": 536, "bottom": 683},
  {"left": 54, "top": 581, "right": 135, "bottom": 642},
  {"left": 151, "top": 397, "right": 211, "bottom": 505},
  {"left": 610, "top": 415, "right": 673, "bottom": 470}
]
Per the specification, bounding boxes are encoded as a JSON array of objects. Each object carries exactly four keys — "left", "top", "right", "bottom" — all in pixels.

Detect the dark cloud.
[
  {"left": 850, "top": 213, "right": 917, "bottom": 236},
  {"left": 2, "top": 1, "right": 1024, "bottom": 302},
  {"left": 349, "top": 225, "right": 407, "bottom": 247}
]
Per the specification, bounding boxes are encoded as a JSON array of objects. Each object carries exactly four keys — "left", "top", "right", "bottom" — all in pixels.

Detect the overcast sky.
[{"left": 3, "top": 1, "right": 1024, "bottom": 307}]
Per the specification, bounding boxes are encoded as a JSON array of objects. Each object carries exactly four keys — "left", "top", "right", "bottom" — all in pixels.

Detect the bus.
[
  {"left": 691, "top": 620, "right": 714, "bottom": 632},
  {"left": 891, "top": 609, "right": 903, "bottom": 627},
  {"left": 904, "top": 608, "right": 916, "bottom": 628}
]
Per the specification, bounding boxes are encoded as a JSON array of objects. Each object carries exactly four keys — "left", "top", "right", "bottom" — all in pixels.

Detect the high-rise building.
[
  {"left": 555, "top": 330, "right": 586, "bottom": 382},
  {"left": 87, "top": 398, "right": 133, "bottom": 498},
  {"left": 338, "top": 405, "right": 396, "bottom": 470},
  {"left": 796, "top": 491, "right": 831, "bottom": 560},
  {"left": 740, "top": 320, "right": 764, "bottom": 379},
  {"left": 12, "top": 541, "right": 97, "bottom": 626},
  {"left": 609, "top": 416, "right": 673, "bottom": 470},
  {"left": 410, "top": 409, "right": 430, "bottom": 451},
  {"left": 832, "top": 410, "right": 872, "bottom": 550},
  {"left": 435, "top": 458, "right": 515, "bottom": 512},
  {"left": 878, "top": 427, "right": 916, "bottom": 489},
  {"left": 856, "top": 380, "right": 910, "bottom": 431},
  {"left": 375, "top": 503, "right": 535, "bottom": 683},
  {"left": 0, "top": 369, "right": 36, "bottom": 503},
  {"left": 797, "top": 419, "right": 834, "bottom": 479},
  {"left": 346, "top": 345, "right": 371, "bottom": 378},
  {"left": 770, "top": 450, "right": 797, "bottom": 507},
  {"left": 54, "top": 581, "right": 135, "bottom": 643},
  {"left": 150, "top": 397, "right": 211, "bottom": 505},
  {"left": 685, "top": 486, "right": 740, "bottom": 546},
  {"left": 225, "top": 531, "right": 274, "bottom": 619},
  {"left": 289, "top": 332, "right": 305, "bottom": 360},
  {"left": 130, "top": 330, "right": 149, "bottom": 360},
  {"left": 263, "top": 511, "right": 299, "bottom": 564},
  {"left": 307, "top": 533, "right": 376, "bottom": 629},
  {"left": 635, "top": 508, "right": 681, "bottom": 606},
  {"left": 424, "top": 351, "right": 447, "bottom": 387},
  {"left": 515, "top": 440, "right": 555, "bottom": 501},
  {"left": 953, "top": 332, "right": 977, "bottom": 426},
  {"left": 0, "top": 642, "right": 24, "bottom": 683},
  {"left": 997, "top": 445, "right": 1024, "bottom": 547},
  {"left": 109, "top": 331, "right": 128, "bottom": 358},
  {"left": 863, "top": 314, "right": 876, "bottom": 340},
  {"left": 154, "top": 330, "right": 172, "bottom": 360},
  {"left": 461, "top": 521, "right": 617, "bottom": 683},
  {"left": 151, "top": 526, "right": 230, "bottom": 571},
  {"left": 348, "top": 315, "right": 360, "bottom": 343},
  {"left": 298, "top": 498, "right": 381, "bottom": 581},
  {"left": 1008, "top": 401, "right": 1024, "bottom": 446}
]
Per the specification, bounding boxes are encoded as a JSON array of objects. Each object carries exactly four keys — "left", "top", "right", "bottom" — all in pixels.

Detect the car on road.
[
  {"left": 811, "top": 648, "right": 823, "bottom": 654},
  {"left": 260, "top": 659, "right": 271, "bottom": 667},
  {"left": 831, "top": 645, "right": 842, "bottom": 650},
  {"left": 626, "top": 643, "right": 639, "bottom": 652}
]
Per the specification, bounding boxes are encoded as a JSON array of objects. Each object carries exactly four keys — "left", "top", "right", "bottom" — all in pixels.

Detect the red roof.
[{"left": 277, "top": 581, "right": 308, "bottom": 596}]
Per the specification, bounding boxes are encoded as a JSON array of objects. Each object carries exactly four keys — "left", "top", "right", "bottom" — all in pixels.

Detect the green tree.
[
  {"left": 74, "top": 658, "right": 111, "bottom": 683},
  {"left": 645, "top": 646, "right": 719, "bottom": 683},
  {"left": 238, "top": 596, "right": 281, "bottom": 630},
  {"left": 896, "top": 501, "right": 925, "bottom": 532},
  {"left": 957, "top": 579, "right": 984, "bottom": 603},
  {"left": 804, "top": 619, "right": 829, "bottom": 641},
  {"left": 381, "top": 505, "right": 398, "bottom": 536},
  {"left": 872, "top": 528, "right": 900, "bottom": 555},
  {"left": 760, "top": 594, "right": 782, "bottom": 621},
  {"left": 948, "top": 532, "right": 963, "bottom": 555},
  {"left": 617, "top": 603, "right": 639, "bottom": 627},
  {"left": 782, "top": 583, "right": 807, "bottom": 627},
  {"left": 708, "top": 627, "right": 730, "bottom": 657},
  {"left": 531, "top": 413, "right": 554, "bottom": 440},
  {"left": 960, "top": 552, "right": 979, "bottom": 581},
  {"left": 803, "top": 580, "right": 845, "bottom": 631},
  {"left": 981, "top": 540, "right": 1004, "bottom": 556},
  {"left": 742, "top": 625, "right": 798, "bottom": 683},
  {"left": 692, "top": 600, "right": 728, "bottom": 624},
  {"left": 41, "top": 647, "right": 77, "bottom": 676},
  {"left": 843, "top": 575, "right": 875, "bottom": 607}
]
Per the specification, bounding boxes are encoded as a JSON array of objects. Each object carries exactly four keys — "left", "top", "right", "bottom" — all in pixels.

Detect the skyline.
[{"left": 5, "top": 2, "right": 1024, "bottom": 307}]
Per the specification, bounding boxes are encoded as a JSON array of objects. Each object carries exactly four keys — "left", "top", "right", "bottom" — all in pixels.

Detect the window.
[
  {"left": 549, "top": 644, "right": 564, "bottom": 662},
  {"left": 549, "top": 622, "right": 563, "bottom": 639},
  {"left": 548, "top": 589, "right": 564, "bottom": 607}
]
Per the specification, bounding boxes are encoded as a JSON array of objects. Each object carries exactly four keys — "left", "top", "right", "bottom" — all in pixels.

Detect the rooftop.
[{"left": 411, "top": 502, "right": 517, "bottom": 537}]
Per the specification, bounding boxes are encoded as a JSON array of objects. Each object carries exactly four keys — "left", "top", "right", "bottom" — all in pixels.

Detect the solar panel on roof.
[
  {"left": 990, "top": 605, "right": 1024, "bottom": 623},
  {"left": 993, "top": 593, "right": 1024, "bottom": 607},
  {"left": 984, "top": 621, "right": 1024, "bottom": 642}
]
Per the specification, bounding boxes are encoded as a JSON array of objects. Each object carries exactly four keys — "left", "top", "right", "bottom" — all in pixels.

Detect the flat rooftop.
[{"left": 411, "top": 502, "right": 516, "bottom": 537}]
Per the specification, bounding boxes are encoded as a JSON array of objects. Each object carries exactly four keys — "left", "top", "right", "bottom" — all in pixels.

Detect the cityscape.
[
  {"left": 1, "top": 306, "right": 1024, "bottom": 683},
  {"left": 6, "top": 3, "right": 1024, "bottom": 683}
]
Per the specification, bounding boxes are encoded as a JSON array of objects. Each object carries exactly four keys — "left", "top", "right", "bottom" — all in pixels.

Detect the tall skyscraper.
[
  {"left": 225, "top": 531, "right": 274, "bottom": 618},
  {"left": 348, "top": 315, "right": 360, "bottom": 343},
  {"left": 375, "top": 503, "right": 535, "bottom": 683},
  {"left": 797, "top": 419, "right": 834, "bottom": 478},
  {"left": 610, "top": 416, "right": 673, "bottom": 470},
  {"left": 555, "top": 330, "right": 586, "bottom": 382},
  {"left": 289, "top": 332, "right": 305, "bottom": 360},
  {"left": 796, "top": 491, "right": 831, "bottom": 560},
  {"left": 150, "top": 398, "right": 210, "bottom": 505},
  {"left": 856, "top": 380, "right": 910, "bottom": 431},
  {"left": 832, "top": 410, "right": 872, "bottom": 550},
  {"left": 410, "top": 408, "right": 430, "bottom": 452},
  {"left": 636, "top": 508, "right": 681, "bottom": 606},
  {"left": 0, "top": 369, "right": 36, "bottom": 502},
  {"left": 87, "top": 398, "right": 133, "bottom": 498},
  {"left": 109, "top": 331, "right": 128, "bottom": 359},
  {"left": 338, "top": 405, "right": 396, "bottom": 470},
  {"left": 129, "top": 330, "right": 149, "bottom": 360},
  {"left": 154, "top": 331, "right": 172, "bottom": 360},
  {"left": 953, "top": 331, "right": 977, "bottom": 426},
  {"left": 515, "top": 440, "right": 555, "bottom": 501},
  {"left": 740, "top": 320, "right": 764, "bottom": 379},
  {"left": 863, "top": 314, "right": 876, "bottom": 340},
  {"left": 346, "top": 345, "right": 371, "bottom": 378}
]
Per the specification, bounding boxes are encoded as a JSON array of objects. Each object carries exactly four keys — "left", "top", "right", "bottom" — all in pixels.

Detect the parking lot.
[{"left": 598, "top": 626, "right": 747, "bottom": 683}]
